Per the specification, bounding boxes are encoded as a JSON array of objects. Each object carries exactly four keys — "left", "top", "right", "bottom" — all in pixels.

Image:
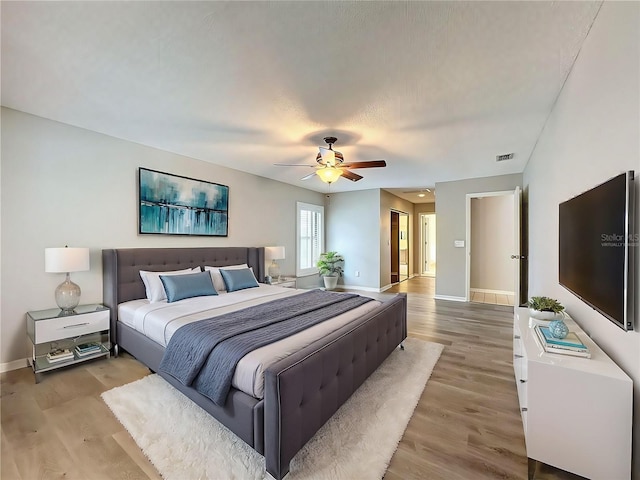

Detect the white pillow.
[
  {"left": 139, "top": 268, "right": 194, "bottom": 303},
  {"left": 204, "top": 264, "right": 249, "bottom": 292}
]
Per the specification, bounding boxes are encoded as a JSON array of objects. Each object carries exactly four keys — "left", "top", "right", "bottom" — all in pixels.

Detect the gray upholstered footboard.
[{"left": 263, "top": 293, "right": 407, "bottom": 480}]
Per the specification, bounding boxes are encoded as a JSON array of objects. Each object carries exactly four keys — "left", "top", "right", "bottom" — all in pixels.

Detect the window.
[{"left": 296, "top": 202, "right": 324, "bottom": 276}]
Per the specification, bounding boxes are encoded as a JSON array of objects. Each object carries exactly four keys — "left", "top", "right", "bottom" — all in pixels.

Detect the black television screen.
[{"left": 559, "top": 171, "right": 634, "bottom": 331}]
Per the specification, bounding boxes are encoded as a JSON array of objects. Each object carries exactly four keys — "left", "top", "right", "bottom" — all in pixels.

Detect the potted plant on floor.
[
  {"left": 317, "top": 251, "right": 344, "bottom": 291},
  {"left": 527, "top": 296, "right": 565, "bottom": 320}
]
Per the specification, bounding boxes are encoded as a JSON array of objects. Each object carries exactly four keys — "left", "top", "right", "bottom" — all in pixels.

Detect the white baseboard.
[
  {"left": 433, "top": 294, "right": 467, "bottom": 302},
  {"left": 341, "top": 284, "right": 388, "bottom": 293},
  {"left": 1, "top": 357, "right": 29, "bottom": 373},
  {"left": 470, "top": 288, "right": 515, "bottom": 296}
]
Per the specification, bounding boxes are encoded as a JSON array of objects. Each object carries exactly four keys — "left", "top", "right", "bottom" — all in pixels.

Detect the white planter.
[
  {"left": 528, "top": 308, "right": 563, "bottom": 321},
  {"left": 323, "top": 275, "right": 339, "bottom": 290}
]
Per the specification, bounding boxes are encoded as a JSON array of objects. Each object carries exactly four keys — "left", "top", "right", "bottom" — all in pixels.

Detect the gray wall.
[
  {"left": 325, "top": 189, "right": 414, "bottom": 291},
  {"left": 435, "top": 173, "right": 522, "bottom": 299},
  {"left": 325, "top": 189, "right": 381, "bottom": 290},
  {"left": 1, "top": 108, "right": 325, "bottom": 366},
  {"left": 380, "top": 190, "right": 415, "bottom": 289},
  {"left": 470, "top": 195, "right": 515, "bottom": 292},
  {"left": 523, "top": 3, "right": 640, "bottom": 474}
]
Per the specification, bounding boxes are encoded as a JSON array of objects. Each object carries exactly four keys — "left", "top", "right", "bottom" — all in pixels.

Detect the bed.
[{"left": 102, "top": 247, "right": 407, "bottom": 479}]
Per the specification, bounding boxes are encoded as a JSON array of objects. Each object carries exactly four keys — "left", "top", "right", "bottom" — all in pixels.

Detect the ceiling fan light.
[
  {"left": 317, "top": 166, "right": 342, "bottom": 184},
  {"left": 319, "top": 147, "right": 336, "bottom": 166}
]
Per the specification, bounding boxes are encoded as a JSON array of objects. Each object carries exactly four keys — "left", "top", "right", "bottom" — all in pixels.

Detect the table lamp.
[
  {"left": 45, "top": 246, "right": 90, "bottom": 314},
  {"left": 265, "top": 246, "right": 285, "bottom": 281}
]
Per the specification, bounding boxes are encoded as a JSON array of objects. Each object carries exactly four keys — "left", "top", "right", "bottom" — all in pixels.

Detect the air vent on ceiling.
[{"left": 496, "top": 153, "right": 514, "bottom": 162}]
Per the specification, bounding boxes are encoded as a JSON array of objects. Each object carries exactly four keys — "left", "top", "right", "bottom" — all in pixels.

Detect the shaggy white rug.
[{"left": 101, "top": 337, "right": 443, "bottom": 480}]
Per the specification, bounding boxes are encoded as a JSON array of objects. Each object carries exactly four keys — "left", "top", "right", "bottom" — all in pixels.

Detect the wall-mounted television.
[{"left": 559, "top": 171, "right": 635, "bottom": 331}]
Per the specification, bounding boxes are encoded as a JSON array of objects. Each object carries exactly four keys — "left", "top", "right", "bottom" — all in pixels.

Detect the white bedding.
[{"left": 118, "top": 285, "right": 381, "bottom": 398}]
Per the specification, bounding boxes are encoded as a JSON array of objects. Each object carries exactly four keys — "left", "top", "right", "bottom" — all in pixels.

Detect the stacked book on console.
[
  {"left": 534, "top": 325, "right": 591, "bottom": 358},
  {"left": 46, "top": 348, "right": 74, "bottom": 363},
  {"left": 74, "top": 342, "right": 103, "bottom": 357}
]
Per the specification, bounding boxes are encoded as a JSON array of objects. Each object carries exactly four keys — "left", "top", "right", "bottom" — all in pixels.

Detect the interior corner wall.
[
  {"left": 523, "top": 3, "right": 640, "bottom": 475},
  {"left": 325, "top": 189, "right": 381, "bottom": 290},
  {"left": 435, "top": 173, "right": 522, "bottom": 299},
  {"left": 380, "top": 190, "right": 415, "bottom": 289},
  {"left": 0, "top": 108, "right": 325, "bottom": 366}
]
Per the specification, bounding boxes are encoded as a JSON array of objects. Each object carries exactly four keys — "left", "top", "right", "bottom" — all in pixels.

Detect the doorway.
[
  {"left": 465, "top": 189, "right": 521, "bottom": 306},
  {"left": 420, "top": 213, "right": 436, "bottom": 276},
  {"left": 390, "top": 210, "right": 409, "bottom": 284}
]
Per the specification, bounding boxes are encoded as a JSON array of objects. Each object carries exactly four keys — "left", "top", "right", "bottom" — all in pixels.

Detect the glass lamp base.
[
  {"left": 55, "top": 274, "right": 81, "bottom": 314},
  {"left": 268, "top": 261, "right": 281, "bottom": 282}
]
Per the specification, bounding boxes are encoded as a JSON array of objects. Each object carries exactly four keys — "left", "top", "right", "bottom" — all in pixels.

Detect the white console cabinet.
[{"left": 513, "top": 307, "right": 632, "bottom": 479}]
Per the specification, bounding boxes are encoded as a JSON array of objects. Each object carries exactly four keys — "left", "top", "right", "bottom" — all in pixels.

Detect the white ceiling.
[{"left": 1, "top": 1, "right": 602, "bottom": 203}]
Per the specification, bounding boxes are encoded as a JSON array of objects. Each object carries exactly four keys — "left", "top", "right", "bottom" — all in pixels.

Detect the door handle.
[{"left": 511, "top": 254, "right": 527, "bottom": 260}]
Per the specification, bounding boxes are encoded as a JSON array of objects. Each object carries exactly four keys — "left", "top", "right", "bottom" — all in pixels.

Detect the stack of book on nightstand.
[
  {"left": 74, "top": 342, "right": 102, "bottom": 358},
  {"left": 534, "top": 325, "right": 591, "bottom": 358},
  {"left": 46, "top": 348, "right": 74, "bottom": 363}
]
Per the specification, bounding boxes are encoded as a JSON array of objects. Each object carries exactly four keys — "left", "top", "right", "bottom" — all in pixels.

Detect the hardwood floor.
[{"left": 1, "top": 277, "right": 583, "bottom": 480}]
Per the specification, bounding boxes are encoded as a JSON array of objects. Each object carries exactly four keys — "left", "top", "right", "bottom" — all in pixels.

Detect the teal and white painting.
[{"left": 139, "top": 168, "right": 229, "bottom": 236}]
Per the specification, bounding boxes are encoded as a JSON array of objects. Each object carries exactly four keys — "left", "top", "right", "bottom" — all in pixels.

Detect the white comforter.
[{"left": 118, "top": 285, "right": 380, "bottom": 398}]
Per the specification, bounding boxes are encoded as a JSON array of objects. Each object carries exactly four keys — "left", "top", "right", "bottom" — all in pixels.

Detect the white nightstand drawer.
[{"left": 35, "top": 310, "right": 109, "bottom": 343}]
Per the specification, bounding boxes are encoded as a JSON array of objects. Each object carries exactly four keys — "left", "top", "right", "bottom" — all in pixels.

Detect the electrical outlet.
[{"left": 355, "top": 270, "right": 360, "bottom": 277}]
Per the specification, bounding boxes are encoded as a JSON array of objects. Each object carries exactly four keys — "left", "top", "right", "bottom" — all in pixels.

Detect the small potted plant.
[
  {"left": 317, "top": 251, "right": 344, "bottom": 290},
  {"left": 527, "top": 296, "right": 565, "bottom": 321}
]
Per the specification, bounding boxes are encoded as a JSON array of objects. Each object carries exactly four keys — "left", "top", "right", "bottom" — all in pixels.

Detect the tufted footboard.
[{"left": 264, "top": 293, "right": 407, "bottom": 480}]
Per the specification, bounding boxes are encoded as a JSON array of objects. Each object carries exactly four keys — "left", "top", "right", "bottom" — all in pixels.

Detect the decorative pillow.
[
  {"left": 139, "top": 268, "right": 193, "bottom": 303},
  {"left": 204, "top": 264, "right": 249, "bottom": 292},
  {"left": 160, "top": 271, "right": 217, "bottom": 303},
  {"left": 220, "top": 267, "right": 259, "bottom": 292}
]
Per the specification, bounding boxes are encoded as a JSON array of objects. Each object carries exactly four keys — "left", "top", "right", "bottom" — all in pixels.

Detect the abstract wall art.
[{"left": 138, "top": 168, "right": 229, "bottom": 236}]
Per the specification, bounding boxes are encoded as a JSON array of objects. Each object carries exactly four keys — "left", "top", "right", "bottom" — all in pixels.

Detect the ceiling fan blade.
[
  {"left": 339, "top": 160, "right": 386, "bottom": 169},
  {"left": 340, "top": 169, "right": 363, "bottom": 182},
  {"left": 301, "top": 172, "right": 317, "bottom": 180},
  {"left": 274, "top": 163, "right": 316, "bottom": 167}
]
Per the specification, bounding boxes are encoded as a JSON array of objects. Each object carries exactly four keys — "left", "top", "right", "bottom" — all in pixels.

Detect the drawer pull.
[
  {"left": 514, "top": 354, "right": 523, "bottom": 359},
  {"left": 514, "top": 335, "right": 521, "bottom": 339},
  {"left": 521, "top": 407, "right": 528, "bottom": 412},
  {"left": 62, "top": 322, "right": 90, "bottom": 329},
  {"left": 520, "top": 379, "right": 527, "bottom": 383}
]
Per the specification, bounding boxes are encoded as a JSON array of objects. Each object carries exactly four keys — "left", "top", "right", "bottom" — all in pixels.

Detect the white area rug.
[{"left": 101, "top": 338, "right": 443, "bottom": 480}]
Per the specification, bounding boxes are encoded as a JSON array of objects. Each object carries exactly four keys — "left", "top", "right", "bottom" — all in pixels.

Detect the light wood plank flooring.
[{"left": 1, "top": 277, "right": 582, "bottom": 480}]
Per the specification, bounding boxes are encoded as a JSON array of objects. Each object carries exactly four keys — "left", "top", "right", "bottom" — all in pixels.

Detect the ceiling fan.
[{"left": 275, "top": 136, "right": 387, "bottom": 183}]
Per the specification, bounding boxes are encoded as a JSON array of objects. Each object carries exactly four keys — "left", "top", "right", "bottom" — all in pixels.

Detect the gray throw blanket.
[{"left": 159, "top": 289, "right": 373, "bottom": 405}]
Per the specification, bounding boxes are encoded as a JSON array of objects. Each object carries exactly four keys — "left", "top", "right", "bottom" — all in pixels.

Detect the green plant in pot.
[
  {"left": 527, "top": 296, "right": 565, "bottom": 321},
  {"left": 317, "top": 251, "right": 344, "bottom": 291}
]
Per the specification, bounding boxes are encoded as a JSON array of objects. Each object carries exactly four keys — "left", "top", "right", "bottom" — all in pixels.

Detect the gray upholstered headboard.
[{"left": 102, "top": 247, "right": 265, "bottom": 345}]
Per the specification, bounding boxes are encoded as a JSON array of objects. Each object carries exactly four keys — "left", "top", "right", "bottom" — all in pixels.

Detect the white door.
[{"left": 420, "top": 214, "right": 436, "bottom": 276}]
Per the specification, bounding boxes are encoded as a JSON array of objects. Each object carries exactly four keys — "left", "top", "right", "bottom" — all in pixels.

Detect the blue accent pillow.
[
  {"left": 160, "top": 271, "right": 218, "bottom": 303},
  {"left": 220, "top": 267, "right": 259, "bottom": 292}
]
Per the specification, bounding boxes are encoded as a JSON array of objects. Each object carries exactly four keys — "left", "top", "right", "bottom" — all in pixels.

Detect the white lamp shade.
[
  {"left": 316, "top": 166, "right": 343, "bottom": 184},
  {"left": 265, "top": 246, "right": 285, "bottom": 261},
  {"left": 45, "top": 247, "right": 90, "bottom": 273}
]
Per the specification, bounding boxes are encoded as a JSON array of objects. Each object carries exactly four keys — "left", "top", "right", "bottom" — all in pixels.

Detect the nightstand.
[
  {"left": 26, "top": 304, "right": 110, "bottom": 382},
  {"left": 269, "top": 277, "right": 297, "bottom": 288}
]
